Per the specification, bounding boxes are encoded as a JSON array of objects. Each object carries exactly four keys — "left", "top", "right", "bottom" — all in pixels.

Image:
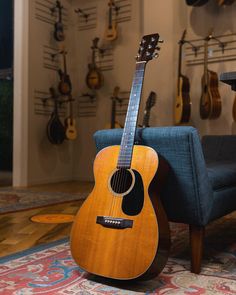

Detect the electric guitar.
[
  {"left": 142, "top": 91, "right": 156, "bottom": 127},
  {"left": 174, "top": 30, "right": 191, "bottom": 125},
  {"left": 58, "top": 51, "right": 72, "bottom": 95},
  {"left": 200, "top": 31, "right": 222, "bottom": 119},
  {"left": 47, "top": 87, "right": 65, "bottom": 144},
  {"left": 71, "top": 33, "right": 170, "bottom": 281},
  {"left": 104, "top": 0, "right": 118, "bottom": 41},
  {"left": 86, "top": 38, "right": 104, "bottom": 90},
  {"left": 54, "top": 0, "right": 65, "bottom": 42},
  {"left": 65, "top": 95, "right": 77, "bottom": 140}
]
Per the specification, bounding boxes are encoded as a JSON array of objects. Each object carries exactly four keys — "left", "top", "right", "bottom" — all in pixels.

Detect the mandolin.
[
  {"left": 54, "top": 0, "right": 65, "bottom": 42},
  {"left": 58, "top": 50, "right": 72, "bottom": 95},
  {"left": 200, "top": 31, "right": 222, "bottom": 119},
  {"left": 65, "top": 95, "right": 77, "bottom": 140},
  {"left": 70, "top": 34, "right": 170, "bottom": 281},
  {"left": 142, "top": 91, "right": 156, "bottom": 127},
  {"left": 104, "top": 0, "right": 118, "bottom": 41},
  {"left": 174, "top": 30, "right": 191, "bottom": 125},
  {"left": 86, "top": 38, "right": 104, "bottom": 90},
  {"left": 47, "top": 87, "right": 65, "bottom": 144}
]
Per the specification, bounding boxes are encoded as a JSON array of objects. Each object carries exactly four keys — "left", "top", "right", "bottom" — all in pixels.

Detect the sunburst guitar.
[{"left": 70, "top": 34, "right": 170, "bottom": 281}]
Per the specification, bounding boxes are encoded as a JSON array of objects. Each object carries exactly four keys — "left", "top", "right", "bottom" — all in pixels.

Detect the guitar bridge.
[{"left": 96, "top": 216, "right": 133, "bottom": 229}]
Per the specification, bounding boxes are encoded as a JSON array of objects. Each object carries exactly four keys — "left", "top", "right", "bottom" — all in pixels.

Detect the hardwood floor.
[{"left": 0, "top": 181, "right": 93, "bottom": 258}]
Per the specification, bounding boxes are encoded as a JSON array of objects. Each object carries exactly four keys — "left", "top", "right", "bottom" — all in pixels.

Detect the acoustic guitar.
[
  {"left": 54, "top": 0, "right": 65, "bottom": 42},
  {"left": 86, "top": 38, "right": 104, "bottom": 90},
  {"left": 174, "top": 30, "right": 191, "bottom": 125},
  {"left": 70, "top": 33, "right": 170, "bottom": 281},
  {"left": 104, "top": 0, "right": 118, "bottom": 41},
  {"left": 200, "top": 31, "right": 222, "bottom": 119},
  {"left": 47, "top": 87, "right": 65, "bottom": 144},
  {"left": 142, "top": 91, "right": 156, "bottom": 127},
  {"left": 58, "top": 51, "right": 72, "bottom": 95},
  {"left": 65, "top": 95, "right": 77, "bottom": 140}
]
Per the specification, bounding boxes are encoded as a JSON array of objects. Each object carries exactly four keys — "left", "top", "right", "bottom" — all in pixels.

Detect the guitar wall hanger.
[
  {"left": 181, "top": 40, "right": 200, "bottom": 57},
  {"left": 41, "top": 88, "right": 72, "bottom": 107},
  {"left": 80, "top": 92, "right": 96, "bottom": 102},
  {"left": 74, "top": 8, "right": 89, "bottom": 22},
  {"left": 206, "top": 35, "right": 227, "bottom": 54}
]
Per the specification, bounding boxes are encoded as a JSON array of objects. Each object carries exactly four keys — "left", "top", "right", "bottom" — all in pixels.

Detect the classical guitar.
[
  {"left": 47, "top": 87, "right": 65, "bottom": 144},
  {"left": 174, "top": 30, "right": 191, "bottom": 125},
  {"left": 142, "top": 91, "right": 156, "bottom": 127},
  {"left": 65, "top": 95, "right": 77, "bottom": 140},
  {"left": 54, "top": 0, "right": 65, "bottom": 42},
  {"left": 58, "top": 51, "right": 72, "bottom": 95},
  {"left": 71, "top": 34, "right": 170, "bottom": 281},
  {"left": 106, "top": 86, "right": 123, "bottom": 129},
  {"left": 86, "top": 38, "right": 104, "bottom": 90},
  {"left": 200, "top": 31, "right": 222, "bottom": 119},
  {"left": 104, "top": 0, "right": 118, "bottom": 41}
]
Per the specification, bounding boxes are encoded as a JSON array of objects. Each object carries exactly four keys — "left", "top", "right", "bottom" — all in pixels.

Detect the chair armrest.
[
  {"left": 94, "top": 126, "right": 213, "bottom": 226},
  {"left": 202, "top": 135, "right": 236, "bottom": 163}
]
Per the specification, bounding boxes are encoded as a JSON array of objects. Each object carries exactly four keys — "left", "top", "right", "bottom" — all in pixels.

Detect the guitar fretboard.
[{"left": 117, "top": 62, "right": 146, "bottom": 168}]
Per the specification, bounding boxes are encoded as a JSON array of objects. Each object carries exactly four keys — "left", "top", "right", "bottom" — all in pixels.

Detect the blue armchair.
[{"left": 93, "top": 126, "right": 236, "bottom": 274}]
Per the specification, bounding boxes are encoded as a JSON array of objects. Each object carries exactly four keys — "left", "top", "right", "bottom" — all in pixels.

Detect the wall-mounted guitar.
[
  {"left": 106, "top": 86, "right": 123, "bottom": 129},
  {"left": 104, "top": 0, "right": 118, "bottom": 41},
  {"left": 174, "top": 30, "right": 191, "bottom": 125},
  {"left": 47, "top": 87, "right": 65, "bottom": 144},
  {"left": 65, "top": 95, "right": 77, "bottom": 140},
  {"left": 54, "top": 0, "right": 65, "bottom": 42},
  {"left": 86, "top": 38, "right": 104, "bottom": 90},
  {"left": 71, "top": 33, "right": 170, "bottom": 280},
  {"left": 58, "top": 50, "right": 72, "bottom": 95},
  {"left": 200, "top": 30, "right": 222, "bottom": 119},
  {"left": 142, "top": 91, "right": 156, "bottom": 127}
]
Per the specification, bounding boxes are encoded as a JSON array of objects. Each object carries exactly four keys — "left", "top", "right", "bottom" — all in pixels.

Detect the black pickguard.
[{"left": 122, "top": 169, "right": 144, "bottom": 216}]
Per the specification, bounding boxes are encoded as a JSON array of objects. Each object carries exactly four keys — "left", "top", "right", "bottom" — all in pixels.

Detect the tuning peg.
[
  {"left": 155, "top": 46, "right": 161, "bottom": 51},
  {"left": 158, "top": 39, "right": 164, "bottom": 43},
  {"left": 152, "top": 52, "right": 159, "bottom": 59}
]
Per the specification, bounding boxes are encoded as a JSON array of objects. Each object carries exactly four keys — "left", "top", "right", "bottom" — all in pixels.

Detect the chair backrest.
[{"left": 94, "top": 126, "right": 213, "bottom": 226}]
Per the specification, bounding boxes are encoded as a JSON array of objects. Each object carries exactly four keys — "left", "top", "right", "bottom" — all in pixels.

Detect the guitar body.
[
  {"left": 70, "top": 145, "right": 170, "bottom": 280},
  {"left": 65, "top": 117, "right": 77, "bottom": 140},
  {"left": 200, "top": 70, "right": 221, "bottom": 119},
  {"left": 47, "top": 112, "right": 65, "bottom": 144},
  {"left": 58, "top": 71, "right": 72, "bottom": 95},
  {"left": 86, "top": 66, "right": 104, "bottom": 90},
  {"left": 54, "top": 22, "right": 65, "bottom": 42},
  {"left": 175, "top": 74, "right": 191, "bottom": 124},
  {"left": 105, "top": 23, "right": 118, "bottom": 41}
]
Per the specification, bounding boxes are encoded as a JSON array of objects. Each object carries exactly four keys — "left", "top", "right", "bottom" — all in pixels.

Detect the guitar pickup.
[{"left": 96, "top": 216, "right": 133, "bottom": 229}]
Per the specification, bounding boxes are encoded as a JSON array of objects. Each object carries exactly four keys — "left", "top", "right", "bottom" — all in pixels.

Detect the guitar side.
[
  {"left": 175, "top": 74, "right": 191, "bottom": 124},
  {"left": 70, "top": 145, "right": 170, "bottom": 280}
]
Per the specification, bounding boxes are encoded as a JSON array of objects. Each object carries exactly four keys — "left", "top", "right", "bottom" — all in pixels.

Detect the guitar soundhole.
[{"left": 110, "top": 169, "right": 133, "bottom": 194}]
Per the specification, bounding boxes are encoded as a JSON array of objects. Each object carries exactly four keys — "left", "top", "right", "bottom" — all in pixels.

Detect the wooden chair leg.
[{"left": 189, "top": 225, "right": 205, "bottom": 274}]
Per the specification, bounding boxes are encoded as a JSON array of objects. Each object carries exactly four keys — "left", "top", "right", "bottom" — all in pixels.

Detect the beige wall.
[{"left": 13, "top": 0, "right": 236, "bottom": 186}]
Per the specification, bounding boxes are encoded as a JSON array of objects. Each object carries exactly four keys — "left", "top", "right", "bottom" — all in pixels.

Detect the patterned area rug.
[
  {"left": 0, "top": 187, "right": 87, "bottom": 214},
  {"left": 0, "top": 212, "right": 235, "bottom": 294}
]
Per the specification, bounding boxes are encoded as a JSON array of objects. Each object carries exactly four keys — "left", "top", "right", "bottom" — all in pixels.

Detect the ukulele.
[
  {"left": 58, "top": 51, "right": 72, "bottom": 95},
  {"left": 86, "top": 38, "right": 104, "bottom": 90},
  {"left": 174, "top": 30, "right": 191, "bottom": 125},
  {"left": 47, "top": 87, "right": 65, "bottom": 144},
  {"left": 200, "top": 31, "right": 222, "bottom": 119},
  {"left": 65, "top": 95, "right": 77, "bottom": 140},
  {"left": 54, "top": 0, "right": 65, "bottom": 42},
  {"left": 142, "top": 91, "right": 156, "bottom": 127},
  {"left": 106, "top": 86, "right": 122, "bottom": 129},
  {"left": 104, "top": 0, "right": 118, "bottom": 41},
  {"left": 71, "top": 34, "right": 170, "bottom": 281}
]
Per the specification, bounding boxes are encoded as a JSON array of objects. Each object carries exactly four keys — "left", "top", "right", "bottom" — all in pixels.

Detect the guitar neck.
[
  {"left": 117, "top": 62, "right": 146, "bottom": 168},
  {"left": 63, "top": 52, "right": 67, "bottom": 75},
  {"left": 203, "top": 40, "right": 209, "bottom": 84},
  {"left": 177, "top": 43, "right": 183, "bottom": 95}
]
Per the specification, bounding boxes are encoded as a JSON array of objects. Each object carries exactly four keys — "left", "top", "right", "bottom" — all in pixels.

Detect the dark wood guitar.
[
  {"left": 104, "top": 0, "right": 118, "bottom": 41},
  {"left": 142, "top": 91, "right": 156, "bottom": 127},
  {"left": 200, "top": 31, "right": 222, "bottom": 119},
  {"left": 174, "top": 30, "right": 191, "bottom": 125},
  {"left": 47, "top": 87, "right": 65, "bottom": 144},
  {"left": 71, "top": 33, "right": 170, "bottom": 281},
  {"left": 86, "top": 38, "right": 104, "bottom": 90},
  {"left": 54, "top": 1, "right": 65, "bottom": 42},
  {"left": 65, "top": 95, "right": 77, "bottom": 140},
  {"left": 58, "top": 51, "right": 72, "bottom": 95}
]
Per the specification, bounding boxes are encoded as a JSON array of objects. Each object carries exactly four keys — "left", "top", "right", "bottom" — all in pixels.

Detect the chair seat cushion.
[{"left": 207, "top": 161, "right": 236, "bottom": 190}]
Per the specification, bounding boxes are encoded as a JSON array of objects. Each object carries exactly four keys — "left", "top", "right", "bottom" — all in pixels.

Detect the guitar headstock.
[
  {"left": 108, "top": 0, "right": 115, "bottom": 7},
  {"left": 205, "top": 28, "right": 214, "bottom": 41},
  {"left": 146, "top": 91, "right": 156, "bottom": 110},
  {"left": 179, "top": 29, "right": 187, "bottom": 44},
  {"left": 56, "top": 0, "right": 63, "bottom": 10},
  {"left": 136, "top": 34, "right": 163, "bottom": 63}
]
